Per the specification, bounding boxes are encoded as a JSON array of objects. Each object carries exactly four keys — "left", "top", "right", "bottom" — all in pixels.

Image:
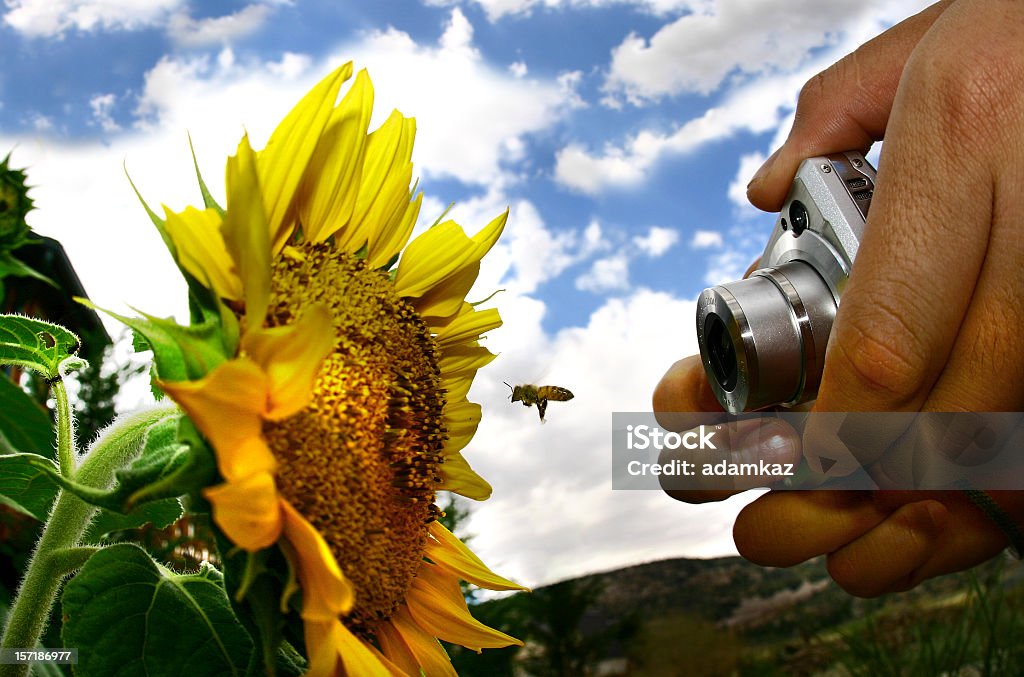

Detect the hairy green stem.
[
  {"left": 51, "top": 380, "right": 75, "bottom": 477},
  {"left": 0, "top": 405, "right": 177, "bottom": 677}
]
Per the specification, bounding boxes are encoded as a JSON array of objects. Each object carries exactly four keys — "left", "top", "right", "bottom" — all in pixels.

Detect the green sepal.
[
  {"left": 189, "top": 133, "right": 226, "bottom": 216},
  {"left": 0, "top": 314, "right": 83, "bottom": 380},
  {"left": 77, "top": 298, "right": 229, "bottom": 383},
  {"left": 124, "top": 168, "right": 239, "bottom": 360},
  {"left": 22, "top": 415, "right": 216, "bottom": 516},
  {"left": 0, "top": 373, "right": 55, "bottom": 455},
  {"left": 62, "top": 543, "right": 255, "bottom": 677},
  {"left": 0, "top": 452, "right": 60, "bottom": 520},
  {"left": 470, "top": 288, "right": 506, "bottom": 307},
  {"left": 378, "top": 251, "right": 401, "bottom": 272},
  {"left": 429, "top": 200, "right": 455, "bottom": 229}
]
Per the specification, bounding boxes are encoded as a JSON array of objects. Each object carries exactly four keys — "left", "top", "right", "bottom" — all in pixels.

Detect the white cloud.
[
  {"left": 509, "top": 60, "right": 528, "bottom": 78},
  {"left": 726, "top": 150, "right": 766, "bottom": 215},
  {"left": 633, "top": 225, "right": 678, "bottom": 257},
  {"left": 89, "top": 93, "right": 119, "bottom": 132},
  {"left": 576, "top": 254, "right": 630, "bottom": 292},
  {"left": 328, "top": 9, "right": 571, "bottom": 187},
  {"left": 555, "top": 70, "right": 800, "bottom": 194},
  {"left": 2, "top": 0, "right": 287, "bottom": 43},
  {"left": 603, "top": 0, "right": 935, "bottom": 103},
  {"left": 427, "top": 0, "right": 697, "bottom": 22},
  {"left": 167, "top": 4, "right": 273, "bottom": 48},
  {"left": 28, "top": 113, "right": 53, "bottom": 131},
  {"left": 3, "top": 0, "right": 182, "bottom": 37},
  {"left": 555, "top": 1, "right": 936, "bottom": 196},
  {"left": 556, "top": 69, "right": 587, "bottom": 109},
  {"left": 429, "top": 189, "right": 611, "bottom": 296},
  {"left": 690, "top": 229, "right": 722, "bottom": 249}
]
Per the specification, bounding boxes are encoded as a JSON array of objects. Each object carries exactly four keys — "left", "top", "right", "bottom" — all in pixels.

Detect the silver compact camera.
[{"left": 696, "top": 151, "right": 876, "bottom": 413}]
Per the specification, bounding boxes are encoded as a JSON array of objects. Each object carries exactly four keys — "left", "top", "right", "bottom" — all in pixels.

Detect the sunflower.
[{"left": 150, "top": 63, "right": 526, "bottom": 675}]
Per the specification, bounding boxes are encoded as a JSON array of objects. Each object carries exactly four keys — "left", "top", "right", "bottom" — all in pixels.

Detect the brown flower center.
[{"left": 261, "top": 243, "right": 446, "bottom": 633}]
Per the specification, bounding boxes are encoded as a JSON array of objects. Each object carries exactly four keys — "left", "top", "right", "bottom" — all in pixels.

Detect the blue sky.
[{"left": 1, "top": 0, "right": 933, "bottom": 586}]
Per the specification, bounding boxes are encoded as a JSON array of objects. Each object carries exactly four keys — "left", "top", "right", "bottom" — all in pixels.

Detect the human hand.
[{"left": 655, "top": 0, "right": 1024, "bottom": 595}]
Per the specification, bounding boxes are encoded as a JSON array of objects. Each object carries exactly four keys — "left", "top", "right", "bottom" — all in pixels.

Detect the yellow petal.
[
  {"left": 434, "top": 304, "right": 502, "bottom": 348},
  {"left": 439, "top": 452, "right": 492, "bottom": 501},
  {"left": 281, "top": 500, "right": 354, "bottom": 620},
  {"left": 443, "top": 399, "right": 480, "bottom": 455},
  {"left": 426, "top": 522, "right": 527, "bottom": 592},
  {"left": 367, "top": 190, "right": 421, "bottom": 270},
  {"left": 406, "top": 564, "right": 522, "bottom": 651},
  {"left": 393, "top": 209, "right": 507, "bottom": 300},
  {"left": 162, "top": 206, "right": 242, "bottom": 300},
  {"left": 299, "top": 69, "right": 374, "bottom": 244},
  {"left": 158, "top": 358, "right": 276, "bottom": 482},
  {"left": 438, "top": 344, "right": 497, "bottom": 379},
  {"left": 335, "top": 111, "right": 416, "bottom": 255},
  {"left": 203, "top": 473, "right": 282, "bottom": 551},
  {"left": 412, "top": 262, "right": 479, "bottom": 321},
  {"left": 223, "top": 134, "right": 272, "bottom": 325},
  {"left": 374, "top": 617, "right": 423, "bottom": 677},
  {"left": 440, "top": 372, "right": 473, "bottom": 404},
  {"left": 304, "top": 619, "right": 395, "bottom": 677},
  {"left": 260, "top": 63, "right": 354, "bottom": 253},
  {"left": 385, "top": 608, "right": 458, "bottom": 677},
  {"left": 241, "top": 304, "right": 334, "bottom": 420}
]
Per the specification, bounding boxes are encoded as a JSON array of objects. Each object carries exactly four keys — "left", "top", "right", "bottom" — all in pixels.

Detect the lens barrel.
[{"left": 696, "top": 260, "right": 837, "bottom": 413}]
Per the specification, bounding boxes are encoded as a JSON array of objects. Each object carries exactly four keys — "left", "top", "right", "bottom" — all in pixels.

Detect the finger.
[
  {"left": 918, "top": 51, "right": 1024, "bottom": 413},
  {"left": 828, "top": 491, "right": 1018, "bottom": 595},
  {"left": 813, "top": 6, "right": 1010, "bottom": 416},
  {"left": 911, "top": 491, "right": 1020, "bottom": 581},
  {"left": 659, "top": 417, "right": 801, "bottom": 502},
  {"left": 826, "top": 499, "right": 948, "bottom": 597},
  {"left": 653, "top": 355, "right": 723, "bottom": 430},
  {"left": 733, "top": 491, "right": 888, "bottom": 567},
  {"left": 746, "top": 1, "right": 952, "bottom": 212}
]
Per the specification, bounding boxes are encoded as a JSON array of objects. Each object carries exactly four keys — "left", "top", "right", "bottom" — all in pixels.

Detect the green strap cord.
[{"left": 961, "top": 488, "right": 1024, "bottom": 559}]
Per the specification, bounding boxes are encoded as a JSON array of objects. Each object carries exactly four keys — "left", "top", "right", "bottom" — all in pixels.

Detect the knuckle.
[
  {"left": 906, "top": 27, "right": 1024, "bottom": 145},
  {"left": 831, "top": 305, "right": 930, "bottom": 403}
]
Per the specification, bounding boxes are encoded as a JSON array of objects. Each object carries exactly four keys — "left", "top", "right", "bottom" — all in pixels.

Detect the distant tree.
[{"left": 520, "top": 577, "right": 637, "bottom": 677}]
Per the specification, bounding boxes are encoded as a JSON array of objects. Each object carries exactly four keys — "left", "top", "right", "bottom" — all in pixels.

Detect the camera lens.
[
  {"left": 789, "top": 200, "right": 809, "bottom": 235},
  {"left": 696, "top": 261, "right": 837, "bottom": 413},
  {"left": 704, "top": 314, "right": 737, "bottom": 391}
]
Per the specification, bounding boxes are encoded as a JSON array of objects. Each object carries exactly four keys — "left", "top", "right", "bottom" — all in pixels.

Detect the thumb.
[{"left": 746, "top": 1, "right": 950, "bottom": 212}]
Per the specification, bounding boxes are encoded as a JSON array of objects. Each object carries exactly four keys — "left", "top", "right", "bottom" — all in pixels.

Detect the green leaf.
[
  {"left": 62, "top": 543, "right": 254, "bottom": 677},
  {"left": 84, "top": 498, "right": 184, "bottom": 541},
  {"left": 0, "top": 250, "right": 57, "bottom": 287},
  {"left": 0, "top": 315, "right": 83, "bottom": 380},
  {"left": 0, "top": 453, "right": 59, "bottom": 520},
  {"left": 0, "top": 374, "right": 54, "bottom": 455}
]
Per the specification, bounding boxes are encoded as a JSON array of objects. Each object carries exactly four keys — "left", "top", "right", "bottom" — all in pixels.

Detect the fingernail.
[
  {"left": 923, "top": 500, "right": 949, "bottom": 532},
  {"left": 737, "top": 419, "right": 800, "bottom": 464},
  {"left": 747, "top": 148, "right": 781, "bottom": 190}
]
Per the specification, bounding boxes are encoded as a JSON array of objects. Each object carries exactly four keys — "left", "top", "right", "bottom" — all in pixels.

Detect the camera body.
[{"left": 696, "top": 151, "right": 876, "bottom": 413}]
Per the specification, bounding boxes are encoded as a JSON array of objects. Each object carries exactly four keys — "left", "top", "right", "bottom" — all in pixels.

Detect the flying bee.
[{"left": 504, "top": 382, "right": 574, "bottom": 422}]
